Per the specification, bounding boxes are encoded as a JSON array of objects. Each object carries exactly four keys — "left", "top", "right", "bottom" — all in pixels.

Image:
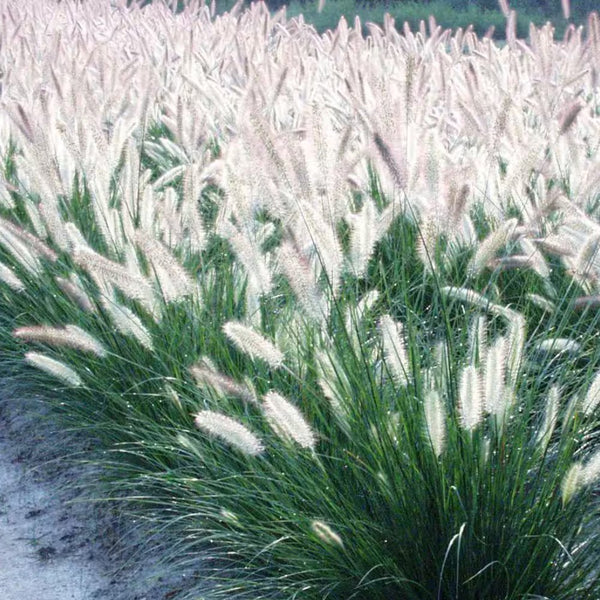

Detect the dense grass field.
[{"left": 3, "top": 0, "right": 600, "bottom": 598}]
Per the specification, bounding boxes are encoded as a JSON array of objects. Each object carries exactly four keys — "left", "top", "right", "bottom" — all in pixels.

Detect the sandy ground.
[
  {"left": 0, "top": 395, "right": 197, "bottom": 600},
  {"left": 0, "top": 440, "right": 109, "bottom": 599}
]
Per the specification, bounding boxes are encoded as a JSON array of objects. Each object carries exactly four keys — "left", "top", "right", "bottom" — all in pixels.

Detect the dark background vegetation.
[
  {"left": 152, "top": 0, "right": 598, "bottom": 40},
  {"left": 267, "top": 0, "right": 596, "bottom": 15},
  {"left": 278, "top": 0, "right": 596, "bottom": 39}
]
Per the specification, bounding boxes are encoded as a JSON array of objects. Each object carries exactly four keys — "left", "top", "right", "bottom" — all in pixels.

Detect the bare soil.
[{"left": 0, "top": 394, "right": 198, "bottom": 600}]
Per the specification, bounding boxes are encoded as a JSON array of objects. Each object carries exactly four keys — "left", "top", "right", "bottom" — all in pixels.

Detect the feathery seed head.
[
  {"left": 14, "top": 324, "right": 107, "bottom": 357},
  {"left": 573, "top": 233, "right": 600, "bottom": 283},
  {"left": 467, "top": 218, "right": 518, "bottom": 277},
  {"left": 101, "top": 298, "right": 154, "bottom": 351},
  {"left": 0, "top": 263, "right": 25, "bottom": 291},
  {"left": 74, "top": 248, "right": 155, "bottom": 307},
  {"left": 64, "top": 222, "right": 89, "bottom": 252},
  {"left": 458, "top": 364, "right": 483, "bottom": 431},
  {"left": 416, "top": 211, "right": 441, "bottom": 274},
  {"left": 25, "top": 352, "right": 82, "bottom": 387},
  {"left": 581, "top": 370, "right": 600, "bottom": 416},
  {"left": 498, "top": 0, "right": 510, "bottom": 17},
  {"left": 428, "top": 343, "right": 450, "bottom": 393},
  {"left": 164, "top": 383, "right": 183, "bottom": 412},
  {"left": 223, "top": 321, "right": 284, "bottom": 368},
  {"left": 219, "top": 508, "right": 240, "bottom": 525},
  {"left": 379, "top": 314, "right": 410, "bottom": 386},
  {"left": 519, "top": 238, "right": 550, "bottom": 279},
  {"left": 314, "top": 348, "right": 350, "bottom": 429},
  {"left": 63, "top": 325, "right": 107, "bottom": 357},
  {"left": 349, "top": 197, "right": 377, "bottom": 277},
  {"left": 441, "top": 286, "right": 493, "bottom": 312},
  {"left": 194, "top": 410, "right": 264, "bottom": 456},
  {"left": 55, "top": 276, "right": 95, "bottom": 312},
  {"left": 0, "top": 229, "right": 42, "bottom": 274},
  {"left": 276, "top": 241, "right": 326, "bottom": 323},
  {"left": 220, "top": 221, "right": 273, "bottom": 298},
  {"left": 262, "top": 391, "right": 317, "bottom": 450},
  {"left": 373, "top": 132, "right": 406, "bottom": 190},
  {"left": 189, "top": 361, "right": 256, "bottom": 404},
  {"left": 484, "top": 336, "right": 507, "bottom": 416},
  {"left": 134, "top": 230, "right": 194, "bottom": 302},
  {"left": 583, "top": 449, "right": 600, "bottom": 487},
  {"left": 468, "top": 314, "right": 488, "bottom": 364},
  {"left": 424, "top": 388, "right": 446, "bottom": 457},
  {"left": 310, "top": 520, "right": 344, "bottom": 549},
  {"left": 0, "top": 217, "right": 58, "bottom": 262},
  {"left": 562, "top": 462, "right": 583, "bottom": 505},
  {"left": 534, "top": 338, "right": 581, "bottom": 354},
  {"left": 506, "top": 312, "right": 526, "bottom": 385},
  {"left": 559, "top": 100, "right": 582, "bottom": 135},
  {"left": 38, "top": 198, "right": 70, "bottom": 252},
  {"left": 536, "top": 385, "right": 560, "bottom": 451},
  {"left": 526, "top": 293, "right": 555, "bottom": 313}
]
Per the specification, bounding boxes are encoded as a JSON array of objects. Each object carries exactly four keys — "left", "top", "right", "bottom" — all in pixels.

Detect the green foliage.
[
  {"left": 1, "top": 150, "right": 600, "bottom": 598},
  {"left": 3, "top": 4, "right": 600, "bottom": 598},
  {"left": 267, "top": 0, "right": 589, "bottom": 40}
]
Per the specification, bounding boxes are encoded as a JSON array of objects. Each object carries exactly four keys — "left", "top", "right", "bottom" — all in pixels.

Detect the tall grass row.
[{"left": 1, "top": 0, "right": 600, "bottom": 598}]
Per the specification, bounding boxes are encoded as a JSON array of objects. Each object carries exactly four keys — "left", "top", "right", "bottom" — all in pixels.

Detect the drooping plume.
[
  {"left": 194, "top": 410, "right": 264, "bottom": 456},
  {"left": 262, "top": 391, "right": 317, "bottom": 450},
  {"left": 24, "top": 352, "right": 82, "bottom": 387},
  {"left": 223, "top": 321, "right": 284, "bottom": 368}
]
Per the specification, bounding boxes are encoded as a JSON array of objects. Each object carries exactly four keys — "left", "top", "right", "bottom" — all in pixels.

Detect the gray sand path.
[
  {"left": 0, "top": 399, "right": 196, "bottom": 600},
  {"left": 0, "top": 444, "right": 109, "bottom": 600}
]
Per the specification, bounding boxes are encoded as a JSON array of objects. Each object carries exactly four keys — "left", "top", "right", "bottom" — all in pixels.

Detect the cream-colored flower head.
[
  {"left": 262, "top": 391, "right": 317, "bottom": 450},
  {"left": 223, "top": 321, "right": 284, "bottom": 368},
  {"left": 194, "top": 410, "right": 264, "bottom": 456},
  {"left": 25, "top": 352, "right": 82, "bottom": 387}
]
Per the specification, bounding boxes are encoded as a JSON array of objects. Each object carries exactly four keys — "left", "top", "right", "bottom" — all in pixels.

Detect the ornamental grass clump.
[{"left": 2, "top": 1, "right": 600, "bottom": 599}]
